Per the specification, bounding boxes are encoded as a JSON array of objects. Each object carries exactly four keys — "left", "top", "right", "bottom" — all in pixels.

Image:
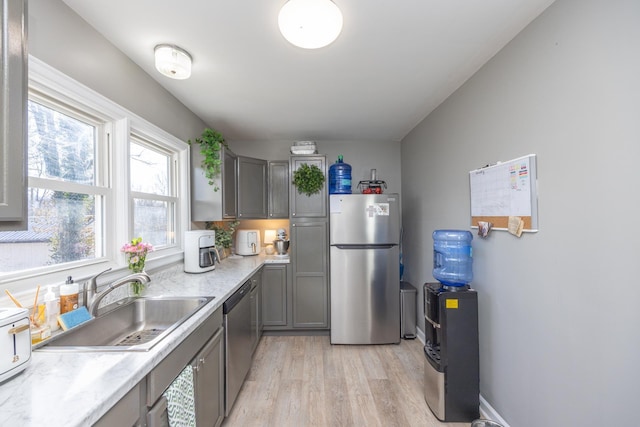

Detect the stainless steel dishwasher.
[{"left": 223, "top": 280, "right": 252, "bottom": 416}]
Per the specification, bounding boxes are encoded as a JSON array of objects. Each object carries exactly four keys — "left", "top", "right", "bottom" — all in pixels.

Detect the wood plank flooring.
[{"left": 222, "top": 335, "right": 469, "bottom": 427}]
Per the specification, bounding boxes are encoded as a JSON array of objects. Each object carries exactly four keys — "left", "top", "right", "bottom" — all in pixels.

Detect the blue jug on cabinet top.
[
  {"left": 432, "top": 229, "right": 473, "bottom": 286},
  {"left": 329, "top": 155, "right": 352, "bottom": 194}
]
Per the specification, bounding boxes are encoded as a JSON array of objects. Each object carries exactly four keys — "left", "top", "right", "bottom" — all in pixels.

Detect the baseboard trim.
[{"left": 479, "top": 394, "right": 510, "bottom": 427}]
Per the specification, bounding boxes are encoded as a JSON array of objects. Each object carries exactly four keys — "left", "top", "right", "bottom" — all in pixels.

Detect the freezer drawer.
[{"left": 330, "top": 245, "right": 400, "bottom": 344}]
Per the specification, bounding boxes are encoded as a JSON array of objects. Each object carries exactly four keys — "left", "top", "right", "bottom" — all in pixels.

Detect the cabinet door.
[
  {"left": 237, "top": 156, "right": 267, "bottom": 218},
  {"left": 291, "top": 221, "right": 329, "bottom": 328},
  {"left": 194, "top": 326, "right": 224, "bottom": 427},
  {"left": 289, "top": 155, "right": 326, "bottom": 218},
  {"left": 223, "top": 149, "right": 237, "bottom": 219},
  {"left": 94, "top": 382, "right": 141, "bottom": 427},
  {"left": 191, "top": 146, "right": 237, "bottom": 221},
  {"left": 268, "top": 161, "right": 289, "bottom": 218},
  {"left": 262, "top": 264, "right": 288, "bottom": 328},
  {"left": 0, "top": 0, "right": 27, "bottom": 229}
]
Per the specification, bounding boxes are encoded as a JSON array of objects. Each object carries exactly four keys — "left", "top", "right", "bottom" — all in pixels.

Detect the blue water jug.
[
  {"left": 432, "top": 230, "right": 473, "bottom": 286},
  {"left": 329, "top": 155, "right": 352, "bottom": 194}
]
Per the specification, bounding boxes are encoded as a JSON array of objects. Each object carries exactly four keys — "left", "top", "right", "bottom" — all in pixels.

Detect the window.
[
  {"left": 0, "top": 98, "right": 107, "bottom": 271},
  {"left": 0, "top": 58, "right": 189, "bottom": 291},
  {"left": 130, "top": 137, "right": 177, "bottom": 248}
]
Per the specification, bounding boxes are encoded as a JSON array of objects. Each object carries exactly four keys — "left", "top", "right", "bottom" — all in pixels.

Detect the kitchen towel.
[{"left": 163, "top": 365, "right": 196, "bottom": 427}]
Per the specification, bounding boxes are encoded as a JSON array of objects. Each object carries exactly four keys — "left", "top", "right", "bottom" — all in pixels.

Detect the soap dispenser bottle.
[
  {"left": 44, "top": 285, "right": 60, "bottom": 331},
  {"left": 60, "top": 276, "right": 78, "bottom": 314}
]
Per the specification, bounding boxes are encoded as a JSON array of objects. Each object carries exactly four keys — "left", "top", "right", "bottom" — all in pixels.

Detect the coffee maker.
[
  {"left": 423, "top": 282, "right": 479, "bottom": 422},
  {"left": 184, "top": 230, "right": 219, "bottom": 273}
]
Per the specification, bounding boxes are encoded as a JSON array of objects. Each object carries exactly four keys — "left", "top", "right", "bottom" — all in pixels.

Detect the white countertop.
[{"left": 0, "top": 253, "right": 287, "bottom": 427}]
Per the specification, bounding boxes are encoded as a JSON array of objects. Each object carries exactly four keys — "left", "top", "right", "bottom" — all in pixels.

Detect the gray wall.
[
  {"left": 28, "top": 0, "right": 207, "bottom": 142},
  {"left": 401, "top": 0, "right": 639, "bottom": 426}
]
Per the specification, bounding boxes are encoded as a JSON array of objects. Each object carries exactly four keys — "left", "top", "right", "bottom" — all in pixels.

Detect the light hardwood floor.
[{"left": 222, "top": 335, "right": 469, "bottom": 427}]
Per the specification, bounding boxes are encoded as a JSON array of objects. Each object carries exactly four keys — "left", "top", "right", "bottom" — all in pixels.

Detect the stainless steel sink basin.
[{"left": 37, "top": 296, "right": 214, "bottom": 352}]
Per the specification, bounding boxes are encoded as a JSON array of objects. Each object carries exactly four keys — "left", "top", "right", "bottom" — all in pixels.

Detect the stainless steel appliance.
[
  {"left": 184, "top": 230, "right": 219, "bottom": 273},
  {"left": 423, "top": 282, "right": 479, "bottom": 422},
  {"left": 223, "top": 280, "right": 252, "bottom": 416},
  {"left": 0, "top": 307, "right": 31, "bottom": 383},
  {"left": 329, "top": 193, "right": 401, "bottom": 344},
  {"left": 235, "top": 229, "right": 260, "bottom": 256}
]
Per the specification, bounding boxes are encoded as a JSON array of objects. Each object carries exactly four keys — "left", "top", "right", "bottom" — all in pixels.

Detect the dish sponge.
[{"left": 57, "top": 306, "right": 93, "bottom": 331}]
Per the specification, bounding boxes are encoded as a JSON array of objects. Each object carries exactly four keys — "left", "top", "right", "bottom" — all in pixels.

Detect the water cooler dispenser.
[{"left": 423, "top": 230, "right": 479, "bottom": 422}]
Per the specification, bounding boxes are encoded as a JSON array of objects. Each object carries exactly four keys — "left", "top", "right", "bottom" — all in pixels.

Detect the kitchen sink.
[{"left": 36, "top": 296, "right": 214, "bottom": 352}]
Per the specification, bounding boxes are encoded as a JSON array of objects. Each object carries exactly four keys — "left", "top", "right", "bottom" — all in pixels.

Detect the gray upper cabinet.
[
  {"left": 191, "top": 145, "right": 237, "bottom": 221},
  {"left": 0, "top": 0, "right": 28, "bottom": 229},
  {"left": 289, "top": 155, "right": 326, "bottom": 218},
  {"left": 237, "top": 156, "right": 267, "bottom": 219},
  {"left": 268, "top": 160, "right": 289, "bottom": 218}
]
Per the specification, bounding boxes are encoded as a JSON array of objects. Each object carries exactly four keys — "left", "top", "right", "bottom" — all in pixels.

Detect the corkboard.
[{"left": 469, "top": 154, "right": 538, "bottom": 232}]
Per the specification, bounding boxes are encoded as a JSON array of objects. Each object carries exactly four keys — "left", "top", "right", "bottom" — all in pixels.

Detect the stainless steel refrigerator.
[{"left": 329, "top": 193, "right": 401, "bottom": 344}]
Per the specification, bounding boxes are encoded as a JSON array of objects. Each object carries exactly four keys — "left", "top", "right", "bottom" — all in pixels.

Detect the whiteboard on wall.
[{"left": 469, "top": 154, "right": 538, "bottom": 232}]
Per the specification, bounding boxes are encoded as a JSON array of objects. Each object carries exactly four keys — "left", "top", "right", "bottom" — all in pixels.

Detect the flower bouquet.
[{"left": 121, "top": 237, "right": 153, "bottom": 295}]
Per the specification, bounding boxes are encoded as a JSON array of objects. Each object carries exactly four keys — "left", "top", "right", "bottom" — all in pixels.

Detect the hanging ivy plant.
[
  {"left": 188, "top": 128, "right": 229, "bottom": 191},
  {"left": 292, "top": 163, "right": 325, "bottom": 196}
]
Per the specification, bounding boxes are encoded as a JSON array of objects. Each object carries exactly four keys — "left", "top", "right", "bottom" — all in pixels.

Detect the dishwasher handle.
[{"left": 223, "top": 280, "right": 251, "bottom": 313}]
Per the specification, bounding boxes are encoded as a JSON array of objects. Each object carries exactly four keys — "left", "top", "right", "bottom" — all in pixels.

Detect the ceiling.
[{"left": 61, "top": 0, "right": 555, "bottom": 143}]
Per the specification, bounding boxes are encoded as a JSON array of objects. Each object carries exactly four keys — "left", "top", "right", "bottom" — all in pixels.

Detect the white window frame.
[{"left": 0, "top": 57, "right": 190, "bottom": 298}]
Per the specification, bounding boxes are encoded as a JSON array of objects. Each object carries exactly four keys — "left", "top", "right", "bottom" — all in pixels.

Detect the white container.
[
  {"left": 235, "top": 229, "right": 261, "bottom": 256},
  {"left": 44, "top": 286, "right": 60, "bottom": 331}
]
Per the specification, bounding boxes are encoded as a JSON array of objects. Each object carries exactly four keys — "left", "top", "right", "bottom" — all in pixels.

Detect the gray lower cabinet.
[
  {"left": 262, "top": 264, "right": 289, "bottom": 328},
  {"left": 94, "top": 382, "right": 141, "bottom": 427},
  {"left": 144, "top": 306, "right": 223, "bottom": 427},
  {"left": 268, "top": 160, "right": 289, "bottom": 218},
  {"left": 194, "top": 326, "right": 225, "bottom": 427},
  {"left": 291, "top": 221, "right": 329, "bottom": 329},
  {"left": 237, "top": 156, "right": 267, "bottom": 218}
]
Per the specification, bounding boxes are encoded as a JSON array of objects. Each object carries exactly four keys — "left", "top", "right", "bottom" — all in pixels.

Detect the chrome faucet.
[
  {"left": 83, "top": 267, "right": 112, "bottom": 308},
  {"left": 88, "top": 272, "right": 151, "bottom": 317}
]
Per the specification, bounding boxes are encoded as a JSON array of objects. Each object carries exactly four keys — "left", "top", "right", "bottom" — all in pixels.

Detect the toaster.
[
  {"left": 0, "top": 307, "right": 31, "bottom": 383},
  {"left": 235, "top": 229, "right": 261, "bottom": 256}
]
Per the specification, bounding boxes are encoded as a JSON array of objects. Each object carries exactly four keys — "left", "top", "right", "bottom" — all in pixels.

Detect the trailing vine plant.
[
  {"left": 292, "top": 163, "right": 325, "bottom": 196},
  {"left": 188, "top": 128, "right": 229, "bottom": 191}
]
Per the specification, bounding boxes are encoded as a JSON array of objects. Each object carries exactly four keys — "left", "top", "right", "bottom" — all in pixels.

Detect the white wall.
[
  {"left": 400, "top": 0, "right": 640, "bottom": 426},
  {"left": 28, "top": 0, "right": 207, "bottom": 142}
]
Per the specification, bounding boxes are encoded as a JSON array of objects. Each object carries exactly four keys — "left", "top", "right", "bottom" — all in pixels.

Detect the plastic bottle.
[
  {"left": 329, "top": 155, "right": 352, "bottom": 194},
  {"left": 44, "top": 285, "right": 60, "bottom": 331},
  {"left": 60, "top": 276, "right": 79, "bottom": 314},
  {"left": 432, "top": 230, "right": 473, "bottom": 286}
]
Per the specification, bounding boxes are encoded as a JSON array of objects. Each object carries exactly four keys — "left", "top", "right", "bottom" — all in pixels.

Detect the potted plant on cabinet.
[{"left": 189, "top": 128, "right": 228, "bottom": 191}]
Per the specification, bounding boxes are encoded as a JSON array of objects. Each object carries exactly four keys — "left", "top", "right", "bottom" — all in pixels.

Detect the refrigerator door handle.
[{"left": 334, "top": 244, "right": 396, "bottom": 249}]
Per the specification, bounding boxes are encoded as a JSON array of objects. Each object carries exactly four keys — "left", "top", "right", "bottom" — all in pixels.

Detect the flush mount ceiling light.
[
  {"left": 278, "top": 0, "right": 343, "bottom": 49},
  {"left": 154, "top": 44, "right": 192, "bottom": 80}
]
